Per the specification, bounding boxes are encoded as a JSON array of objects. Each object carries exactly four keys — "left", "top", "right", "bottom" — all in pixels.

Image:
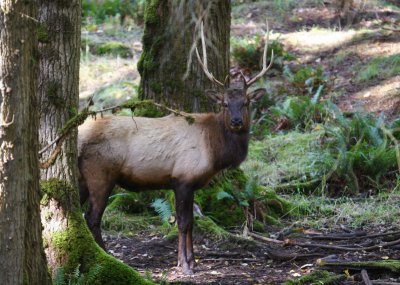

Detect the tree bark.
[
  {"left": 38, "top": 0, "right": 80, "bottom": 183},
  {"left": 37, "top": 0, "right": 81, "bottom": 272},
  {"left": 138, "top": 0, "right": 231, "bottom": 112},
  {"left": 0, "top": 1, "right": 51, "bottom": 284},
  {"left": 37, "top": 1, "right": 153, "bottom": 283}
]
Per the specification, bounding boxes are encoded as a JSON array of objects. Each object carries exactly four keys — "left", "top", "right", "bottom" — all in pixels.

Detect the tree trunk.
[
  {"left": 37, "top": 0, "right": 81, "bottom": 272},
  {"left": 138, "top": 0, "right": 231, "bottom": 112},
  {"left": 0, "top": 1, "right": 51, "bottom": 284},
  {"left": 38, "top": 0, "right": 80, "bottom": 183},
  {"left": 37, "top": 1, "right": 153, "bottom": 283}
]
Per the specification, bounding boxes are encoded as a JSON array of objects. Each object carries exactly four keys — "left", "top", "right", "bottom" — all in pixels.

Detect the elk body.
[{"left": 78, "top": 22, "right": 273, "bottom": 275}]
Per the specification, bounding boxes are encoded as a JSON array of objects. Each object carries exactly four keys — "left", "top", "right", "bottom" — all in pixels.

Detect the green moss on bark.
[
  {"left": 38, "top": 24, "right": 49, "bottom": 43},
  {"left": 40, "top": 179, "right": 154, "bottom": 285}
]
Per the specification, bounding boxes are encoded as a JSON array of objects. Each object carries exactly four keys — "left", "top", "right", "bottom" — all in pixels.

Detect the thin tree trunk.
[
  {"left": 37, "top": 2, "right": 153, "bottom": 283},
  {"left": 139, "top": 0, "right": 230, "bottom": 112},
  {"left": 0, "top": 1, "right": 51, "bottom": 284},
  {"left": 38, "top": 0, "right": 80, "bottom": 183}
]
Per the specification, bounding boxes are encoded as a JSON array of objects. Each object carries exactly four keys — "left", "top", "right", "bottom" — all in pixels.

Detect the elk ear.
[
  {"left": 205, "top": 90, "right": 223, "bottom": 103},
  {"left": 247, "top": 88, "right": 266, "bottom": 102}
]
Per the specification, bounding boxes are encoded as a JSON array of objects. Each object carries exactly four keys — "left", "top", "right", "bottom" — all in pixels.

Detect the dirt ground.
[
  {"left": 103, "top": 2, "right": 400, "bottom": 284},
  {"left": 106, "top": 225, "right": 400, "bottom": 284}
]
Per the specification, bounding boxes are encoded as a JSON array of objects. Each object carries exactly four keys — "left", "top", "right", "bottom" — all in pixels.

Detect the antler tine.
[
  {"left": 195, "top": 21, "right": 224, "bottom": 87},
  {"left": 246, "top": 21, "right": 275, "bottom": 87}
]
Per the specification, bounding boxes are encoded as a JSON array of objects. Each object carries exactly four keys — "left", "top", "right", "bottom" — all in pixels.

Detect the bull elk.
[{"left": 78, "top": 22, "right": 274, "bottom": 275}]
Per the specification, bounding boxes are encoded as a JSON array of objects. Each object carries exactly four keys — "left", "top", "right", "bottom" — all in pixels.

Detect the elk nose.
[{"left": 231, "top": 118, "right": 243, "bottom": 126}]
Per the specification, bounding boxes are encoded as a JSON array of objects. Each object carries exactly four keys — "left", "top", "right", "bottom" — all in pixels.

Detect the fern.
[
  {"left": 84, "top": 264, "right": 102, "bottom": 284},
  {"left": 54, "top": 267, "right": 66, "bottom": 285},
  {"left": 151, "top": 198, "right": 172, "bottom": 222}
]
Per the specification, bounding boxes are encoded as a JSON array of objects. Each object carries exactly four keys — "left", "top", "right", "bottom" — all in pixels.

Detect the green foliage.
[
  {"left": 40, "top": 179, "right": 154, "bottom": 285},
  {"left": 231, "top": 36, "right": 292, "bottom": 70},
  {"left": 283, "top": 270, "right": 346, "bottom": 285},
  {"left": 151, "top": 198, "right": 173, "bottom": 223},
  {"left": 270, "top": 93, "right": 327, "bottom": 130},
  {"left": 108, "top": 191, "right": 149, "bottom": 214},
  {"left": 289, "top": 186, "right": 400, "bottom": 229},
  {"left": 96, "top": 41, "right": 133, "bottom": 58},
  {"left": 355, "top": 54, "right": 400, "bottom": 82},
  {"left": 243, "top": 131, "right": 333, "bottom": 191},
  {"left": 54, "top": 264, "right": 102, "bottom": 285},
  {"left": 37, "top": 24, "right": 49, "bottom": 43},
  {"left": 82, "top": 0, "right": 145, "bottom": 24},
  {"left": 324, "top": 110, "right": 398, "bottom": 193},
  {"left": 194, "top": 216, "right": 230, "bottom": 240},
  {"left": 283, "top": 65, "right": 327, "bottom": 96},
  {"left": 196, "top": 169, "right": 293, "bottom": 228}
]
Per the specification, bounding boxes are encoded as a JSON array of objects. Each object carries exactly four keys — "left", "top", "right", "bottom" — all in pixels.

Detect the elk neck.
[{"left": 209, "top": 111, "right": 250, "bottom": 171}]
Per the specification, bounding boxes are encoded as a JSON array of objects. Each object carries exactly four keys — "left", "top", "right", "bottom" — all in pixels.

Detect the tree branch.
[{"left": 38, "top": 99, "right": 195, "bottom": 168}]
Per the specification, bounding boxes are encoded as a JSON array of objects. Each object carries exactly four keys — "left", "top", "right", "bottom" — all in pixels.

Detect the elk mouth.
[{"left": 230, "top": 124, "right": 243, "bottom": 131}]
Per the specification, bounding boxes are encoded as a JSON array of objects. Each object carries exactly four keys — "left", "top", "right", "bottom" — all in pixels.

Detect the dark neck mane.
[{"left": 211, "top": 112, "right": 250, "bottom": 171}]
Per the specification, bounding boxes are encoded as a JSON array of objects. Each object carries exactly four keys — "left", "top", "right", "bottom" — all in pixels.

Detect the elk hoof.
[
  {"left": 182, "top": 267, "right": 194, "bottom": 275},
  {"left": 189, "top": 260, "right": 197, "bottom": 269}
]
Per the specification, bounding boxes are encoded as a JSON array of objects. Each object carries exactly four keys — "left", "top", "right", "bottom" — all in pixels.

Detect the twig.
[
  {"left": 39, "top": 138, "right": 64, "bottom": 169},
  {"left": 152, "top": 102, "right": 194, "bottom": 123},
  {"left": 39, "top": 134, "right": 63, "bottom": 155},
  {"left": 248, "top": 232, "right": 284, "bottom": 244},
  {"left": 266, "top": 249, "right": 323, "bottom": 262},
  {"left": 200, "top": 258, "right": 259, "bottom": 262},
  {"left": 361, "top": 269, "right": 373, "bottom": 285},
  {"left": 0, "top": 115, "right": 14, "bottom": 128},
  {"left": 382, "top": 27, "right": 400, "bottom": 32},
  {"left": 372, "top": 280, "right": 400, "bottom": 285},
  {"left": 38, "top": 99, "right": 195, "bottom": 168},
  {"left": 307, "top": 230, "right": 400, "bottom": 241},
  {"left": 294, "top": 237, "right": 400, "bottom": 251}
]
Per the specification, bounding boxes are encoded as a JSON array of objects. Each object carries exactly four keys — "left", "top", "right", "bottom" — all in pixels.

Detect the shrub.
[
  {"left": 231, "top": 36, "right": 292, "bottom": 71},
  {"left": 82, "top": 0, "right": 145, "bottom": 25},
  {"left": 96, "top": 41, "right": 133, "bottom": 58}
]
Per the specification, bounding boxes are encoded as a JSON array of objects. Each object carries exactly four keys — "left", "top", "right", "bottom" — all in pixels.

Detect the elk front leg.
[{"left": 174, "top": 186, "right": 194, "bottom": 275}]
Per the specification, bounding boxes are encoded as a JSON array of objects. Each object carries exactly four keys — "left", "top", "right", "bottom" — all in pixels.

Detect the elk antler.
[
  {"left": 195, "top": 21, "right": 225, "bottom": 87},
  {"left": 244, "top": 21, "right": 274, "bottom": 88}
]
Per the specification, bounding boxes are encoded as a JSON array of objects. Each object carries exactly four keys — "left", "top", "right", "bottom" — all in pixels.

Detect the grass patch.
[
  {"left": 289, "top": 186, "right": 400, "bottom": 229},
  {"left": 355, "top": 54, "right": 400, "bottom": 82},
  {"left": 102, "top": 209, "right": 162, "bottom": 236},
  {"left": 242, "top": 131, "right": 333, "bottom": 189}
]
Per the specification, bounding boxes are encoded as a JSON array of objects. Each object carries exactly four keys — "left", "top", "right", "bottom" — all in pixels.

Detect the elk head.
[{"left": 196, "top": 21, "right": 274, "bottom": 132}]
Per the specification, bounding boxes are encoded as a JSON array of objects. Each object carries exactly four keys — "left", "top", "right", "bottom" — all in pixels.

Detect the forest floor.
[
  {"left": 80, "top": 1, "right": 400, "bottom": 284},
  {"left": 105, "top": 225, "right": 400, "bottom": 284}
]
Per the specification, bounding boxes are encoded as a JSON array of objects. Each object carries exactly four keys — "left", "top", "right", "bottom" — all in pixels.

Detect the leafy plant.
[
  {"left": 270, "top": 87, "right": 327, "bottom": 130},
  {"left": 54, "top": 264, "right": 102, "bottom": 285},
  {"left": 151, "top": 198, "right": 173, "bottom": 223},
  {"left": 324, "top": 107, "right": 398, "bottom": 194},
  {"left": 284, "top": 65, "right": 328, "bottom": 96},
  {"left": 82, "top": 0, "right": 145, "bottom": 25},
  {"left": 231, "top": 36, "right": 293, "bottom": 71}
]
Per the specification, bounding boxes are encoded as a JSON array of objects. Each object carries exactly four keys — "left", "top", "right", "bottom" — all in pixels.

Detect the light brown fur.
[{"left": 78, "top": 87, "right": 266, "bottom": 275}]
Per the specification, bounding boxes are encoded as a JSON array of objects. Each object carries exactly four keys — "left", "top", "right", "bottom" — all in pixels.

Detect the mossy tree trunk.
[
  {"left": 37, "top": 1, "right": 153, "bottom": 283},
  {"left": 37, "top": 0, "right": 82, "bottom": 272},
  {"left": 0, "top": 1, "right": 51, "bottom": 284},
  {"left": 138, "top": 0, "right": 231, "bottom": 112},
  {"left": 38, "top": 0, "right": 80, "bottom": 182}
]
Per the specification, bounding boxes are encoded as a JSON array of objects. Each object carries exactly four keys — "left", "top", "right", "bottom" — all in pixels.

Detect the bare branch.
[{"left": 0, "top": 115, "right": 14, "bottom": 128}]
